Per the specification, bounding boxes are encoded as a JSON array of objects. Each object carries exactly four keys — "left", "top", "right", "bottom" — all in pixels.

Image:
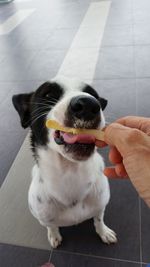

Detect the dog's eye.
[
  {"left": 42, "top": 83, "right": 63, "bottom": 101},
  {"left": 45, "top": 93, "right": 51, "bottom": 98}
]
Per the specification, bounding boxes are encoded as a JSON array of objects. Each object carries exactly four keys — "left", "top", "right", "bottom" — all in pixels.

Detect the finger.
[
  {"left": 104, "top": 167, "right": 128, "bottom": 179},
  {"left": 115, "top": 163, "right": 128, "bottom": 178},
  {"left": 104, "top": 123, "right": 131, "bottom": 155},
  {"left": 104, "top": 123, "right": 129, "bottom": 147},
  {"left": 116, "top": 116, "right": 150, "bottom": 135},
  {"left": 95, "top": 140, "right": 107, "bottom": 147},
  {"left": 104, "top": 123, "right": 144, "bottom": 156},
  {"left": 109, "top": 146, "right": 122, "bottom": 164},
  {"left": 104, "top": 167, "right": 122, "bottom": 179}
]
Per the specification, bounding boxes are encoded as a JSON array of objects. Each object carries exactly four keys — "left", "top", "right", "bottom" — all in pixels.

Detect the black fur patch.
[
  {"left": 64, "top": 143, "right": 95, "bottom": 161},
  {"left": 82, "top": 85, "right": 108, "bottom": 110},
  {"left": 12, "top": 93, "right": 33, "bottom": 128},
  {"left": 12, "top": 82, "right": 64, "bottom": 160}
]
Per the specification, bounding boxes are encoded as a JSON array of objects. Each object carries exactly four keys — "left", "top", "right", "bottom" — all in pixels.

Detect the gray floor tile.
[
  {"left": 92, "top": 79, "right": 136, "bottom": 122},
  {"left": 25, "top": 49, "right": 66, "bottom": 81},
  {"left": 135, "top": 46, "right": 150, "bottom": 78},
  {"left": 56, "top": 9, "right": 87, "bottom": 29},
  {"left": 0, "top": 50, "right": 37, "bottom": 82},
  {"left": 55, "top": 1, "right": 89, "bottom": 14},
  {"left": 133, "top": 23, "right": 150, "bottom": 45},
  {"left": 0, "top": 24, "right": 35, "bottom": 53},
  {"left": 15, "top": 7, "right": 61, "bottom": 32},
  {"left": 0, "top": 81, "right": 43, "bottom": 185},
  {"left": 0, "top": 35, "right": 23, "bottom": 53},
  {"left": 0, "top": 243, "right": 50, "bottom": 267},
  {"left": 141, "top": 200, "right": 150, "bottom": 263},
  {"left": 0, "top": 54, "right": 6, "bottom": 64},
  {"left": 102, "top": 24, "right": 133, "bottom": 47},
  {"left": 56, "top": 180, "right": 140, "bottom": 262},
  {"left": 0, "top": 123, "right": 27, "bottom": 186},
  {"left": 133, "top": 0, "right": 150, "bottom": 23},
  {"left": 51, "top": 251, "right": 141, "bottom": 267},
  {"left": 17, "top": 29, "right": 54, "bottom": 51},
  {"left": 106, "top": 0, "right": 132, "bottom": 26},
  {"left": 95, "top": 46, "right": 134, "bottom": 79},
  {"left": 43, "top": 28, "right": 78, "bottom": 50},
  {"left": 136, "top": 78, "right": 150, "bottom": 116},
  {"left": 0, "top": 8, "right": 14, "bottom": 23},
  {"left": 0, "top": 82, "right": 17, "bottom": 105}
]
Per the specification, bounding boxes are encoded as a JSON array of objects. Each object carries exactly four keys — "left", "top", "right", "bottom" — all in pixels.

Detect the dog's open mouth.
[
  {"left": 54, "top": 130, "right": 95, "bottom": 145},
  {"left": 54, "top": 130, "right": 95, "bottom": 159}
]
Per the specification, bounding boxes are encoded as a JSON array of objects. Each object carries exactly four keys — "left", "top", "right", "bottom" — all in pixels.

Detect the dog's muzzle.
[{"left": 53, "top": 95, "right": 101, "bottom": 160}]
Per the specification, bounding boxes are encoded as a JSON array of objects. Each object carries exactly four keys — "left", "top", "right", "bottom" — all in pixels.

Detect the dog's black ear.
[
  {"left": 82, "top": 85, "right": 108, "bottom": 111},
  {"left": 99, "top": 97, "right": 108, "bottom": 110},
  {"left": 12, "top": 93, "right": 33, "bottom": 128}
]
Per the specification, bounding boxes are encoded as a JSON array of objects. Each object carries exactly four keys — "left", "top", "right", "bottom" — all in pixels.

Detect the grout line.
[
  {"left": 48, "top": 248, "right": 53, "bottom": 262},
  {"left": 15, "top": 0, "right": 33, "bottom": 2},
  {"left": 2, "top": 77, "right": 150, "bottom": 83},
  {"left": 2, "top": 76, "right": 150, "bottom": 83},
  {"left": 52, "top": 248, "right": 144, "bottom": 265},
  {"left": 139, "top": 198, "right": 143, "bottom": 267},
  {"left": 135, "top": 78, "right": 138, "bottom": 119},
  {"left": 131, "top": 0, "right": 138, "bottom": 119},
  {"left": 133, "top": 0, "right": 143, "bottom": 259}
]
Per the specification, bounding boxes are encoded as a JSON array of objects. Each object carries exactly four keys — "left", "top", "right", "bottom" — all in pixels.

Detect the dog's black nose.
[{"left": 69, "top": 95, "right": 100, "bottom": 120}]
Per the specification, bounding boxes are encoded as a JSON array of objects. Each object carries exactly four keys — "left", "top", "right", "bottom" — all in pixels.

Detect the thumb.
[{"left": 104, "top": 123, "right": 143, "bottom": 156}]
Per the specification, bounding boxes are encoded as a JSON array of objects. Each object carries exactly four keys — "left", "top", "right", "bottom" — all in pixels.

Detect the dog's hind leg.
[
  {"left": 47, "top": 226, "right": 62, "bottom": 248},
  {"left": 94, "top": 209, "right": 117, "bottom": 244}
]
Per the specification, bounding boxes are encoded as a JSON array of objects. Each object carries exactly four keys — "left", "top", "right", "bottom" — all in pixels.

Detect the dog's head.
[{"left": 12, "top": 76, "right": 107, "bottom": 161}]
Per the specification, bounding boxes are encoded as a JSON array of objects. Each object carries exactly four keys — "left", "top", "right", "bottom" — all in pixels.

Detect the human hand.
[{"left": 96, "top": 116, "right": 150, "bottom": 207}]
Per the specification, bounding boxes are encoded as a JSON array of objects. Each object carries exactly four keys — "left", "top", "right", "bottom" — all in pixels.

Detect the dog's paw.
[
  {"left": 47, "top": 228, "right": 62, "bottom": 248},
  {"left": 49, "top": 235, "right": 62, "bottom": 248},
  {"left": 97, "top": 225, "right": 117, "bottom": 244}
]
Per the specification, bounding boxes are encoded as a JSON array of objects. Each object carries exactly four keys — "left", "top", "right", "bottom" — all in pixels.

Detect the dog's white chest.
[{"left": 28, "top": 150, "right": 109, "bottom": 227}]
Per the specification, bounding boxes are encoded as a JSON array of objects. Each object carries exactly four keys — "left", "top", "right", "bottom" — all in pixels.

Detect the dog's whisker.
[
  {"left": 31, "top": 106, "right": 51, "bottom": 115},
  {"left": 24, "top": 111, "right": 49, "bottom": 126},
  {"left": 35, "top": 98, "right": 57, "bottom": 103},
  {"left": 36, "top": 97, "right": 58, "bottom": 105},
  {"left": 31, "top": 110, "right": 48, "bottom": 120},
  {"left": 30, "top": 112, "right": 49, "bottom": 126},
  {"left": 37, "top": 96, "right": 58, "bottom": 101},
  {"left": 24, "top": 99, "right": 57, "bottom": 107},
  {"left": 25, "top": 101, "right": 51, "bottom": 107},
  {"left": 32, "top": 102, "right": 53, "bottom": 107}
]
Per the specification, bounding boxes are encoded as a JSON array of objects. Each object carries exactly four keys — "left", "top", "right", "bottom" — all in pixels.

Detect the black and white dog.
[{"left": 12, "top": 76, "right": 117, "bottom": 248}]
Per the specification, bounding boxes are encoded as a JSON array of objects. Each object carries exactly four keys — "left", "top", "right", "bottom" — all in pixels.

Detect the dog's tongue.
[{"left": 61, "top": 132, "right": 95, "bottom": 144}]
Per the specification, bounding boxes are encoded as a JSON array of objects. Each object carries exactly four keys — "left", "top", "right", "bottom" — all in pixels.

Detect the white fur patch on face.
[
  {"left": 100, "top": 109, "right": 106, "bottom": 129},
  {"left": 51, "top": 75, "right": 85, "bottom": 93}
]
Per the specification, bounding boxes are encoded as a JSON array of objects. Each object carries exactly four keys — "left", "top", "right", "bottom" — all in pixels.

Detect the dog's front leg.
[
  {"left": 94, "top": 209, "right": 117, "bottom": 244},
  {"left": 47, "top": 226, "right": 62, "bottom": 248}
]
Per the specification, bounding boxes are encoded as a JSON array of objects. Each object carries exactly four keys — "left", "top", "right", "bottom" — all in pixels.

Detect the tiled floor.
[{"left": 0, "top": 0, "right": 150, "bottom": 266}]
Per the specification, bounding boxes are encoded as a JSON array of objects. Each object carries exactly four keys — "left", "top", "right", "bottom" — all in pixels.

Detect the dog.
[{"left": 12, "top": 76, "right": 117, "bottom": 248}]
